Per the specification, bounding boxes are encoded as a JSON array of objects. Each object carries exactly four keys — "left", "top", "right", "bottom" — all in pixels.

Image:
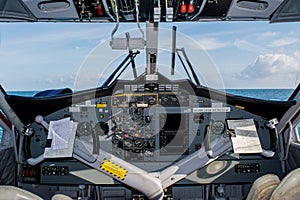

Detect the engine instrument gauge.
[
  {"left": 211, "top": 121, "right": 225, "bottom": 135},
  {"left": 134, "top": 138, "right": 144, "bottom": 147},
  {"left": 77, "top": 122, "right": 93, "bottom": 136}
]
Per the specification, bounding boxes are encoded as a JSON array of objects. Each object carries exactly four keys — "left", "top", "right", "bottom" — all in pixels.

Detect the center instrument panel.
[{"left": 20, "top": 77, "right": 283, "bottom": 187}]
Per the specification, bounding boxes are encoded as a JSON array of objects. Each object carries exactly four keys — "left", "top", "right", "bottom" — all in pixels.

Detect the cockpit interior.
[{"left": 0, "top": 0, "right": 300, "bottom": 199}]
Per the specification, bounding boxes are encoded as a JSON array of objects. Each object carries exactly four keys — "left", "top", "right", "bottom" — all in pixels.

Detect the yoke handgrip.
[
  {"left": 91, "top": 130, "right": 100, "bottom": 155},
  {"left": 269, "top": 128, "right": 278, "bottom": 152},
  {"left": 204, "top": 126, "right": 213, "bottom": 157}
]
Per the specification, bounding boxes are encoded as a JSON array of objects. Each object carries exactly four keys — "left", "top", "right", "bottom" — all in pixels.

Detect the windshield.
[{"left": 0, "top": 22, "right": 299, "bottom": 99}]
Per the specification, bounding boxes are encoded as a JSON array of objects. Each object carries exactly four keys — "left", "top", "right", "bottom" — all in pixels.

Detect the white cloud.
[
  {"left": 195, "top": 37, "right": 229, "bottom": 50},
  {"left": 42, "top": 74, "right": 76, "bottom": 88},
  {"left": 2, "top": 26, "right": 112, "bottom": 47},
  {"left": 268, "top": 38, "right": 299, "bottom": 48},
  {"left": 234, "top": 39, "right": 269, "bottom": 54},
  {"left": 259, "top": 31, "right": 278, "bottom": 38},
  {"left": 172, "top": 37, "right": 229, "bottom": 52},
  {"left": 236, "top": 53, "right": 299, "bottom": 80}
]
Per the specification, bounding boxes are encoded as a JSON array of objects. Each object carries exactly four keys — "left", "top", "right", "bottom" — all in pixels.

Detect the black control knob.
[
  {"left": 95, "top": 122, "right": 109, "bottom": 136},
  {"left": 148, "top": 97, "right": 156, "bottom": 105},
  {"left": 162, "top": 96, "right": 169, "bottom": 102}
]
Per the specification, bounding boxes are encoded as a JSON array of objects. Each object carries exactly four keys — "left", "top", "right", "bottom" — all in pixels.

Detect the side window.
[
  {"left": 0, "top": 127, "right": 13, "bottom": 148},
  {"left": 0, "top": 127, "right": 3, "bottom": 144},
  {"left": 296, "top": 123, "right": 300, "bottom": 142}
]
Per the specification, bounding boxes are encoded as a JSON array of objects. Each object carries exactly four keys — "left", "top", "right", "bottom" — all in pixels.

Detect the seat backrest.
[
  {"left": 270, "top": 168, "right": 300, "bottom": 200},
  {"left": 246, "top": 174, "right": 280, "bottom": 200},
  {"left": 51, "top": 194, "right": 73, "bottom": 200},
  {"left": 0, "top": 186, "right": 43, "bottom": 200}
]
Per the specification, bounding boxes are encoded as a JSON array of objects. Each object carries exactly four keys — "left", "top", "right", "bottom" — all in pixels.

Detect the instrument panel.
[{"left": 20, "top": 79, "right": 282, "bottom": 186}]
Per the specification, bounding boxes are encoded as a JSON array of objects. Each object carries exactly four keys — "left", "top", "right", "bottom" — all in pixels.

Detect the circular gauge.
[
  {"left": 124, "top": 138, "right": 133, "bottom": 148},
  {"left": 134, "top": 138, "right": 143, "bottom": 148},
  {"left": 211, "top": 121, "right": 225, "bottom": 135},
  {"left": 77, "top": 122, "right": 93, "bottom": 136}
]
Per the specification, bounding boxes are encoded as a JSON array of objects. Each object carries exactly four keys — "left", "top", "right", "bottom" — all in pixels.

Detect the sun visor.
[
  {"left": 23, "top": 0, "right": 79, "bottom": 20},
  {"left": 227, "top": 0, "right": 284, "bottom": 20},
  {"left": 0, "top": 0, "right": 36, "bottom": 21},
  {"left": 271, "top": 0, "right": 300, "bottom": 22}
]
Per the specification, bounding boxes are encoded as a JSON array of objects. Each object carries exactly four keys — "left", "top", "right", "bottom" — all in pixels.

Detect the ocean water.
[
  {"left": 0, "top": 89, "right": 299, "bottom": 142},
  {"left": 6, "top": 89, "right": 294, "bottom": 100},
  {"left": 7, "top": 91, "right": 38, "bottom": 97},
  {"left": 226, "top": 89, "right": 293, "bottom": 101}
]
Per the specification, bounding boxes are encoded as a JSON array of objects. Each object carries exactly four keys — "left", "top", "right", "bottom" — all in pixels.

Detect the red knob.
[
  {"left": 98, "top": 4, "right": 104, "bottom": 16},
  {"left": 188, "top": 4, "right": 194, "bottom": 13},
  {"left": 181, "top": 3, "right": 187, "bottom": 14}
]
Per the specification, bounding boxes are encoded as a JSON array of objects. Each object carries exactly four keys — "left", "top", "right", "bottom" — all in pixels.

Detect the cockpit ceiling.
[{"left": 0, "top": 0, "right": 298, "bottom": 23}]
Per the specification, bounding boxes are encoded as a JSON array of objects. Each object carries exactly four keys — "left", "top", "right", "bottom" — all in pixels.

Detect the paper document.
[
  {"left": 44, "top": 118, "right": 77, "bottom": 158},
  {"left": 227, "top": 119, "right": 262, "bottom": 154}
]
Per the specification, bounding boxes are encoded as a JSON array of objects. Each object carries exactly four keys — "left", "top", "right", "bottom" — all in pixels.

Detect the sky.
[{"left": 0, "top": 21, "right": 300, "bottom": 91}]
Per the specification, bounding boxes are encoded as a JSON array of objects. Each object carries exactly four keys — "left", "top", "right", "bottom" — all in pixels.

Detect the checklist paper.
[
  {"left": 227, "top": 119, "right": 262, "bottom": 154},
  {"left": 44, "top": 118, "right": 77, "bottom": 158}
]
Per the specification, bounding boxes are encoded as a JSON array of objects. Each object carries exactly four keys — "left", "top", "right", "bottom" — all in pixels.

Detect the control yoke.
[
  {"left": 27, "top": 115, "right": 232, "bottom": 200},
  {"left": 26, "top": 113, "right": 277, "bottom": 199}
]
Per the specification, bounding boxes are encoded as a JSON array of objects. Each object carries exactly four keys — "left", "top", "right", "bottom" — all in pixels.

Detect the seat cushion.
[{"left": 247, "top": 174, "right": 280, "bottom": 200}]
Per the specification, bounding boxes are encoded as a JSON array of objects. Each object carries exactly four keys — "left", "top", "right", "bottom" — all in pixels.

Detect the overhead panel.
[
  {"left": 0, "top": 0, "right": 293, "bottom": 22},
  {"left": 199, "top": 0, "right": 233, "bottom": 18}
]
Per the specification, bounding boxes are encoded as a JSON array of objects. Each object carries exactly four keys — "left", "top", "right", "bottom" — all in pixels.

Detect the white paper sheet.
[
  {"left": 227, "top": 119, "right": 262, "bottom": 154},
  {"left": 44, "top": 118, "right": 77, "bottom": 158}
]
